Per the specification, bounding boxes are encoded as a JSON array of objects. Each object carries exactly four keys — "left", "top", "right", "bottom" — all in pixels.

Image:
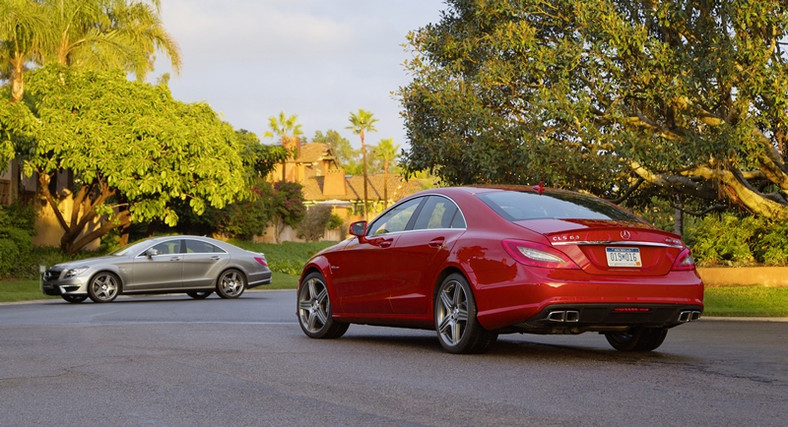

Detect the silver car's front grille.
[{"left": 43, "top": 269, "right": 62, "bottom": 281}]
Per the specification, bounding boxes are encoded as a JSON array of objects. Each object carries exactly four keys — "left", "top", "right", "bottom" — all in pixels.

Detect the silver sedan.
[{"left": 42, "top": 235, "right": 272, "bottom": 303}]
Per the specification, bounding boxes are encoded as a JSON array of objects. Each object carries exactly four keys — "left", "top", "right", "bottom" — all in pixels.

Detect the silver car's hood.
[{"left": 52, "top": 255, "right": 120, "bottom": 270}]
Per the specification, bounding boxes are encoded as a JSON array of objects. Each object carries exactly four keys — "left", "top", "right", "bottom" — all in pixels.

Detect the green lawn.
[
  {"left": 2, "top": 273, "right": 786, "bottom": 318},
  {"left": 702, "top": 286, "right": 788, "bottom": 317}
]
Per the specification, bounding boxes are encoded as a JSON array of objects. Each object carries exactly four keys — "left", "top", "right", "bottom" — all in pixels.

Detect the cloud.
[{"left": 154, "top": 0, "right": 445, "bottom": 147}]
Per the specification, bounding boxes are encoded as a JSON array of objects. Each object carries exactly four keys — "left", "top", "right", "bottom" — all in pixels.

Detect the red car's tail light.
[
  {"left": 671, "top": 249, "right": 695, "bottom": 271},
  {"left": 502, "top": 240, "right": 580, "bottom": 269},
  {"left": 254, "top": 256, "right": 268, "bottom": 267}
]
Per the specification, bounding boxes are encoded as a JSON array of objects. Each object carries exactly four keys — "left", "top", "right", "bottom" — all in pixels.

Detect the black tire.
[
  {"left": 62, "top": 294, "right": 88, "bottom": 303},
  {"left": 297, "top": 272, "right": 349, "bottom": 339},
  {"left": 216, "top": 269, "right": 246, "bottom": 299},
  {"left": 605, "top": 327, "right": 668, "bottom": 352},
  {"left": 434, "top": 273, "right": 497, "bottom": 354},
  {"left": 87, "top": 272, "right": 120, "bottom": 303},
  {"left": 187, "top": 290, "right": 213, "bottom": 299}
]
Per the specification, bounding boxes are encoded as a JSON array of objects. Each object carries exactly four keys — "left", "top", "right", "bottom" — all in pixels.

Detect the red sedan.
[{"left": 297, "top": 186, "right": 704, "bottom": 354}]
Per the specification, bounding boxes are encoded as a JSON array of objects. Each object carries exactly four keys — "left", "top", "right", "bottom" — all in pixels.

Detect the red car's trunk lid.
[{"left": 516, "top": 219, "right": 687, "bottom": 276}]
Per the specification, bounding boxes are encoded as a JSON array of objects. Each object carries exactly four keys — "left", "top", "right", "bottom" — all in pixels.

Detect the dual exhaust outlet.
[
  {"left": 678, "top": 310, "right": 702, "bottom": 323},
  {"left": 547, "top": 309, "right": 702, "bottom": 324},
  {"left": 547, "top": 310, "right": 580, "bottom": 323}
]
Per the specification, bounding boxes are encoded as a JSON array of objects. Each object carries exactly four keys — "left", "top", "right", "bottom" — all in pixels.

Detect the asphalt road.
[{"left": 0, "top": 290, "right": 785, "bottom": 426}]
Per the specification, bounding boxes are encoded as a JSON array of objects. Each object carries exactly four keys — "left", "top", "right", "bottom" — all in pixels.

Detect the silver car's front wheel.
[
  {"left": 297, "top": 272, "right": 348, "bottom": 339},
  {"left": 87, "top": 272, "right": 120, "bottom": 303},
  {"left": 216, "top": 269, "right": 246, "bottom": 299}
]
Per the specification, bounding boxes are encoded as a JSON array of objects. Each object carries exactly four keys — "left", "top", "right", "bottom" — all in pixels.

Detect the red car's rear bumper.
[{"left": 472, "top": 266, "right": 704, "bottom": 331}]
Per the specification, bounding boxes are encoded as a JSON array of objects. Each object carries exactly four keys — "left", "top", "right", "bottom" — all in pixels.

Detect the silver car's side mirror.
[{"left": 145, "top": 248, "right": 159, "bottom": 258}]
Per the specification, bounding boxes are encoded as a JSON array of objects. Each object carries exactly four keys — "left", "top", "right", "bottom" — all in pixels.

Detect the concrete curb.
[{"left": 702, "top": 316, "right": 788, "bottom": 323}]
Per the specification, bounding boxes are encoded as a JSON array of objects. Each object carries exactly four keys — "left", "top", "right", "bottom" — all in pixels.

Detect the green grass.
[{"left": 702, "top": 286, "right": 788, "bottom": 317}]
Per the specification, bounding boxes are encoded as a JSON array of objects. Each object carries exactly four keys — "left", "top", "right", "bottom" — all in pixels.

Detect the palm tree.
[
  {"left": 0, "top": 0, "right": 181, "bottom": 102},
  {"left": 346, "top": 109, "right": 378, "bottom": 220},
  {"left": 374, "top": 138, "right": 400, "bottom": 207},
  {"left": 44, "top": 0, "right": 181, "bottom": 81},
  {"left": 0, "top": 0, "right": 48, "bottom": 101},
  {"left": 264, "top": 111, "right": 303, "bottom": 181}
]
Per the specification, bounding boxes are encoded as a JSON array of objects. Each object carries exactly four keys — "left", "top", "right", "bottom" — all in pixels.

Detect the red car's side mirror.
[{"left": 349, "top": 220, "right": 368, "bottom": 243}]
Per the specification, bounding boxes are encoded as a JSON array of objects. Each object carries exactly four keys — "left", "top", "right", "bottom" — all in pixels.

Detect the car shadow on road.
[{"left": 338, "top": 329, "right": 699, "bottom": 364}]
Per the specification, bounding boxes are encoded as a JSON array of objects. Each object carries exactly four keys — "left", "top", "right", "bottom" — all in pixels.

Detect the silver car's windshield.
[{"left": 109, "top": 239, "right": 157, "bottom": 256}]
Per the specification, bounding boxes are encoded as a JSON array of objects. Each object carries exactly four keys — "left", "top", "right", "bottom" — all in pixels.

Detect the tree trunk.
[{"left": 361, "top": 130, "right": 368, "bottom": 220}]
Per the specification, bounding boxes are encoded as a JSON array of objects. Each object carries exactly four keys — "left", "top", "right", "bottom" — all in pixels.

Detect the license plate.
[{"left": 606, "top": 247, "right": 642, "bottom": 267}]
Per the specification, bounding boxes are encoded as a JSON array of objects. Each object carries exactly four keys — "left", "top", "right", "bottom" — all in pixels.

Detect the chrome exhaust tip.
[
  {"left": 547, "top": 310, "right": 580, "bottom": 323},
  {"left": 678, "top": 310, "right": 702, "bottom": 323}
]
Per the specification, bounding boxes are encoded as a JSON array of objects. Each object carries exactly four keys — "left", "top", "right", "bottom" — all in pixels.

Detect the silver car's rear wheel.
[
  {"left": 62, "top": 294, "right": 88, "bottom": 303},
  {"left": 297, "top": 272, "right": 348, "bottom": 338},
  {"left": 216, "top": 269, "right": 246, "bottom": 299},
  {"left": 187, "top": 290, "right": 212, "bottom": 299},
  {"left": 435, "top": 273, "right": 497, "bottom": 354},
  {"left": 87, "top": 272, "right": 120, "bottom": 303}
]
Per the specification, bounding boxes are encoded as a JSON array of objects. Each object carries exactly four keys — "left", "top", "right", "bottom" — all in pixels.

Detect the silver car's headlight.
[{"left": 64, "top": 267, "right": 89, "bottom": 279}]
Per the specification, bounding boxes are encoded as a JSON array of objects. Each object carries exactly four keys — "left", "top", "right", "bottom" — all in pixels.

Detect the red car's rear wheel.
[{"left": 434, "top": 273, "right": 497, "bottom": 354}]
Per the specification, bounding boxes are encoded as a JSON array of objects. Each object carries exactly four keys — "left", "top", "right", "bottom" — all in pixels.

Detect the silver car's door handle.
[
  {"left": 210, "top": 256, "right": 221, "bottom": 261},
  {"left": 170, "top": 256, "right": 182, "bottom": 262}
]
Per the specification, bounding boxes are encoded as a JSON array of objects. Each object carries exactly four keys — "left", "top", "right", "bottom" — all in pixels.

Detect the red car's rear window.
[{"left": 477, "top": 190, "right": 642, "bottom": 223}]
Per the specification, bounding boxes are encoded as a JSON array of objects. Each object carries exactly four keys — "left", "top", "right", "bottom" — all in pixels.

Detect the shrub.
[
  {"left": 689, "top": 214, "right": 788, "bottom": 266},
  {"left": 0, "top": 202, "right": 35, "bottom": 279},
  {"left": 296, "top": 205, "right": 334, "bottom": 241}
]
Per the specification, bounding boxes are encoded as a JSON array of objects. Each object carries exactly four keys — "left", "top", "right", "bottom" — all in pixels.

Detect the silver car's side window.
[
  {"left": 185, "top": 239, "right": 225, "bottom": 254},
  {"left": 151, "top": 240, "right": 180, "bottom": 255}
]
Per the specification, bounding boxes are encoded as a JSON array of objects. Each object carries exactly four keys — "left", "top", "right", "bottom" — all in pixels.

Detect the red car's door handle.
[
  {"left": 429, "top": 237, "right": 445, "bottom": 248},
  {"left": 379, "top": 239, "right": 394, "bottom": 248}
]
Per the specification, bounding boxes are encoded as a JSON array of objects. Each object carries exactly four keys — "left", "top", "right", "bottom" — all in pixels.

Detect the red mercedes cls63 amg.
[{"left": 297, "top": 186, "right": 703, "bottom": 354}]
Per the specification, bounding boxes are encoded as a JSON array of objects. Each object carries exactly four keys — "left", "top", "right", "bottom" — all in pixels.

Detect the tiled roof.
[
  {"left": 294, "top": 142, "right": 336, "bottom": 164},
  {"left": 302, "top": 173, "right": 430, "bottom": 203}
]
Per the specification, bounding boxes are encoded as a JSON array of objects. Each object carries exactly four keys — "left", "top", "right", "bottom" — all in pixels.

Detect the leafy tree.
[
  {"left": 313, "top": 129, "right": 359, "bottom": 172},
  {"left": 264, "top": 181, "right": 306, "bottom": 244},
  {"left": 296, "top": 204, "right": 334, "bottom": 242},
  {"left": 346, "top": 109, "right": 378, "bottom": 219},
  {"left": 400, "top": 0, "right": 788, "bottom": 219},
  {"left": 24, "top": 65, "right": 246, "bottom": 254},
  {"left": 371, "top": 138, "right": 401, "bottom": 205},
  {"left": 157, "top": 130, "right": 287, "bottom": 237},
  {"left": 0, "top": 0, "right": 181, "bottom": 102},
  {"left": 236, "top": 129, "right": 289, "bottom": 178},
  {"left": 215, "top": 178, "right": 274, "bottom": 240}
]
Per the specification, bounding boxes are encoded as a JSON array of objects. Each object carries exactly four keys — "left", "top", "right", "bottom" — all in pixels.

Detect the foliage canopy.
[
  {"left": 23, "top": 65, "right": 248, "bottom": 253},
  {"left": 400, "top": 0, "right": 788, "bottom": 218}
]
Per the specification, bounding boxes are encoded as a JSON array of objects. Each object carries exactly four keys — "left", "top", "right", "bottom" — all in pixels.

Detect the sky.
[{"left": 153, "top": 0, "right": 447, "bottom": 150}]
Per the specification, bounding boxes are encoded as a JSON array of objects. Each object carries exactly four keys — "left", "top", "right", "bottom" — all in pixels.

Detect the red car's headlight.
[{"left": 502, "top": 240, "right": 580, "bottom": 269}]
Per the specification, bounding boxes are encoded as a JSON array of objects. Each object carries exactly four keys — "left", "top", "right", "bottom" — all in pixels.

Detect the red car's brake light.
[
  {"left": 254, "top": 256, "right": 268, "bottom": 267},
  {"left": 671, "top": 249, "right": 695, "bottom": 271},
  {"left": 502, "top": 240, "right": 579, "bottom": 269}
]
